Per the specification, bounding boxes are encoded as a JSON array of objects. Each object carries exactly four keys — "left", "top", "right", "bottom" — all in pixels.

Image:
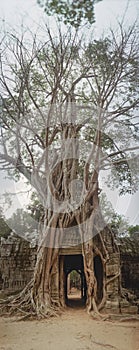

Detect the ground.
[
  {"left": 0, "top": 311, "right": 139, "bottom": 350},
  {"left": 0, "top": 290, "right": 139, "bottom": 350}
]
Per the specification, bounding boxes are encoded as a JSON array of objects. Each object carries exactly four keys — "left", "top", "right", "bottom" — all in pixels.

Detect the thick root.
[{"left": 0, "top": 280, "right": 61, "bottom": 320}]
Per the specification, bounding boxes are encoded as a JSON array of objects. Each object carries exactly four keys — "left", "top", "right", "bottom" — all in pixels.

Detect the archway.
[
  {"left": 63, "top": 254, "right": 87, "bottom": 307},
  {"left": 67, "top": 270, "right": 81, "bottom": 299}
]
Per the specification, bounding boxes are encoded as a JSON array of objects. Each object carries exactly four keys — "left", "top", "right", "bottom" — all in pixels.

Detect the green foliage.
[
  {"left": 84, "top": 37, "right": 139, "bottom": 109},
  {"left": 37, "top": 0, "right": 102, "bottom": 27},
  {"left": 107, "top": 157, "right": 139, "bottom": 196},
  {"left": 70, "top": 270, "right": 81, "bottom": 289},
  {"left": 0, "top": 208, "right": 12, "bottom": 239},
  {"left": 110, "top": 213, "right": 129, "bottom": 233},
  {"left": 128, "top": 225, "right": 139, "bottom": 238},
  {"left": 27, "top": 192, "right": 44, "bottom": 222},
  {"left": 83, "top": 35, "right": 139, "bottom": 195},
  {"left": 100, "top": 193, "right": 129, "bottom": 234},
  {"left": 7, "top": 208, "right": 38, "bottom": 236}
]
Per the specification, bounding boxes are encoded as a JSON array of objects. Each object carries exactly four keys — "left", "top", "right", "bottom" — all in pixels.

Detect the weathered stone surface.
[
  {"left": 120, "top": 306, "right": 138, "bottom": 314},
  {"left": 0, "top": 233, "right": 139, "bottom": 314},
  {"left": 104, "top": 300, "right": 120, "bottom": 314},
  {"left": 106, "top": 300, "right": 119, "bottom": 308},
  {"left": 119, "top": 237, "right": 139, "bottom": 299},
  {"left": 106, "top": 264, "right": 119, "bottom": 277},
  {"left": 0, "top": 234, "right": 36, "bottom": 292}
]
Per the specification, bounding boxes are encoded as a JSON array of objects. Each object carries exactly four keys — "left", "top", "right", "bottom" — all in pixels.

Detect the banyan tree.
[{"left": 0, "top": 23, "right": 139, "bottom": 318}]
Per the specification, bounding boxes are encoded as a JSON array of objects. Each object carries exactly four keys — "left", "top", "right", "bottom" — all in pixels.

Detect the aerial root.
[{"left": 0, "top": 280, "right": 60, "bottom": 320}]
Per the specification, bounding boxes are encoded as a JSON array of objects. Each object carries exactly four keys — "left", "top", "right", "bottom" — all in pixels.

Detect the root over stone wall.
[{"left": 0, "top": 233, "right": 139, "bottom": 314}]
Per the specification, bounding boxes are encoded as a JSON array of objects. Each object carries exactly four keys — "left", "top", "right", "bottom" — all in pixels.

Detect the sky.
[
  {"left": 0, "top": 0, "right": 139, "bottom": 226},
  {"left": 0, "top": 0, "right": 139, "bottom": 32}
]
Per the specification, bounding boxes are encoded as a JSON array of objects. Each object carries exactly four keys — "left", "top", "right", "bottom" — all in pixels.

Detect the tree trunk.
[{"left": 0, "top": 124, "right": 120, "bottom": 319}]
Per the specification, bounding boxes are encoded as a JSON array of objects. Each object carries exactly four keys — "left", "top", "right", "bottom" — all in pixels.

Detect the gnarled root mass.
[
  {"left": 0, "top": 283, "right": 104, "bottom": 321},
  {"left": 0, "top": 279, "right": 61, "bottom": 320},
  {"left": 0, "top": 214, "right": 120, "bottom": 321}
]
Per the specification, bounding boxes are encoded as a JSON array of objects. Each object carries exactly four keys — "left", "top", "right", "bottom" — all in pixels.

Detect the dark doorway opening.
[
  {"left": 64, "top": 254, "right": 87, "bottom": 308},
  {"left": 94, "top": 255, "right": 103, "bottom": 304}
]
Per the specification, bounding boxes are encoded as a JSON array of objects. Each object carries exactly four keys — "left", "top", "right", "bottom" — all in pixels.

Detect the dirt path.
[{"left": 0, "top": 307, "right": 139, "bottom": 350}]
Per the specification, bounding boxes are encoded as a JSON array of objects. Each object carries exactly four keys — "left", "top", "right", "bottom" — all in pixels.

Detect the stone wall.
[
  {"left": 120, "top": 237, "right": 139, "bottom": 298},
  {"left": 0, "top": 233, "right": 139, "bottom": 314},
  {"left": 0, "top": 234, "right": 36, "bottom": 293}
]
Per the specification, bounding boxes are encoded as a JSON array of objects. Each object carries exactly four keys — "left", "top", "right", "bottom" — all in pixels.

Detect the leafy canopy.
[
  {"left": 128, "top": 225, "right": 139, "bottom": 238},
  {"left": 37, "top": 0, "right": 102, "bottom": 27},
  {"left": 0, "top": 25, "right": 139, "bottom": 218}
]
